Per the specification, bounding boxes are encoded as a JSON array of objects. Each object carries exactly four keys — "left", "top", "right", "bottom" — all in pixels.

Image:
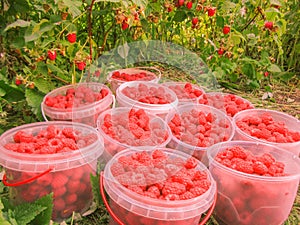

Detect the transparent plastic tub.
[
  {"left": 199, "top": 92, "right": 254, "bottom": 118},
  {"left": 116, "top": 81, "right": 178, "bottom": 119},
  {"left": 107, "top": 67, "right": 161, "bottom": 94},
  {"left": 162, "top": 81, "right": 206, "bottom": 105},
  {"left": 97, "top": 107, "right": 171, "bottom": 159},
  {"left": 0, "top": 121, "right": 105, "bottom": 222},
  {"left": 101, "top": 147, "right": 217, "bottom": 225},
  {"left": 206, "top": 141, "right": 300, "bottom": 225},
  {"left": 232, "top": 108, "right": 300, "bottom": 156},
  {"left": 41, "top": 82, "right": 114, "bottom": 127},
  {"left": 165, "top": 103, "right": 234, "bottom": 164}
]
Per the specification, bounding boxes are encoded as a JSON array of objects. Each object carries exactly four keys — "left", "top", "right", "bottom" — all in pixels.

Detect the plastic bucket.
[
  {"left": 41, "top": 82, "right": 114, "bottom": 127},
  {"left": 116, "top": 81, "right": 178, "bottom": 119},
  {"left": 97, "top": 107, "right": 171, "bottom": 159},
  {"left": 165, "top": 103, "right": 234, "bottom": 164},
  {"left": 0, "top": 121, "right": 105, "bottom": 222},
  {"left": 101, "top": 147, "right": 217, "bottom": 225},
  {"left": 162, "top": 81, "right": 206, "bottom": 105},
  {"left": 107, "top": 67, "right": 161, "bottom": 94},
  {"left": 232, "top": 108, "right": 300, "bottom": 156},
  {"left": 206, "top": 141, "right": 300, "bottom": 225},
  {"left": 199, "top": 92, "right": 254, "bottom": 118}
]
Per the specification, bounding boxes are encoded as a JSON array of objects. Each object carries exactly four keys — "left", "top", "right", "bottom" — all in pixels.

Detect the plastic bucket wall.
[
  {"left": 103, "top": 148, "right": 217, "bottom": 225},
  {"left": 97, "top": 107, "right": 171, "bottom": 159},
  {"left": 206, "top": 141, "right": 300, "bottom": 225},
  {"left": 0, "top": 121, "right": 105, "bottom": 222},
  {"left": 116, "top": 81, "right": 178, "bottom": 119},
  {"left": 107, "top": 67, "right": 161, "bottom": 94},
  {"left": 165, "top": 103, "right": 234, "bottom": 164},
  {"left": 232, "top": 108, "right": 300, "bottom": 156},
  {"left": 41, "top": 82, "right": 114, "bottom": 127}
]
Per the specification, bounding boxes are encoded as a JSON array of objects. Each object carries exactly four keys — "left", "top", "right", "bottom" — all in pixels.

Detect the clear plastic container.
[
  {"left": 102, "top": 147, "right": 217, "bottom": 225},
  {"left": 165, "top": 103, "right": 234, "bottom": 164},
  {"left": 162, "top": 81, "right": 206, "bottom": 105},
  {"left": 116, "top": 81, "right": 178, "bottom": 119},
  {"left": 232, "top": 108, "right": 300, "bottom": 156},
  {"left": 0, "top": 121, "right": 105, "bottom": 222},
  {"left": 41, "top": 82, "right": 114, "bottom": 127},
  {"left": 97, "top": 107, "right": 171, "bottom": 159},
  {"left": 107, "top": 67, "right": 161, "bottom": 94},
  {"left": 206, "top": 141, "right": 300, "bottom": 225},
  {"left": 199, "top": 92, "right": 254, "bottom": 118}
]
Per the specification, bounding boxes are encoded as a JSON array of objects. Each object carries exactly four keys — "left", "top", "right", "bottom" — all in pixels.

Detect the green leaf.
[
  {"left": 63, "top": 0, "right": 82, "bottom": 18},
  {"left": 0, "top": 81, "right": 25, "bottom": 102},
  {"left": 216, "top": 16, "right": 224, "bottom": 27},
  {"left": 90, "top": 173, "right": 101, "bottom": 206},
  {"left": 172, "top": 10, "right": 187, "bottom": 22},
  {"left": 34, "top": 78, "right": 55, "bottom": 94},
  {"left": 12, "top": 204, "right": 45, "bottom": 225},
  {"left": 241, "top": 63, "right": 255, "bottom": 79},
  {"left": 0, "top": 199, "right": 11, "bottom": 225},
  {"left": 30, "top": 194, "right": 53, "bottom": 225},
  {"left": 0, "top": 67, "right": 9, "bottom": 83},
  {"left": 25, "top": 89, "right": 44, "bottom": 116},
  {"left": 268, "top": 64, "right": 281, "bottom": 73},
  {"left": 132, "top": 0, "right": 148, "bottom": 8},
  {"left": 4, "top": 19, "right": 31, "bottom": 32},
  {"left": 47, "top": 64, "right": 65, "bottom": 75}
]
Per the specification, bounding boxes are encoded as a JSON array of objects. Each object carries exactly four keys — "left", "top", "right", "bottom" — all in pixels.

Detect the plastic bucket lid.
[
  {"left": 0, "top": 121, "right": 104, "bottom": 172},
  {"left": 103, "top": 147, "right": 216, "bottom": 222},
  {"left": 206, "top": 141, "right": 300, "bottom": 225},
  {"left": 116, "top": 81, "right": 179, "bottom": 116},
  {"left": 165, "top": 103, "right": 234, "bottom": 161},
  {"left": 41, "top": 82, "right": 114, "bottom": 121},
  {"left": 232, "top": 108, "right": 300, "bottom": 156}
]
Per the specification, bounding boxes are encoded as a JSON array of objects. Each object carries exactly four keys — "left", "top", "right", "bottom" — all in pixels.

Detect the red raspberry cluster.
[
  {"left": 4, "top": 125, "right": 97, "bottom": 154},
  {"left": 45, "top": 85, "right": 109, "bottom": 109},
  {"left": 199, "top": 93, "right": 254, "bottom": 117},
  {"left": 168, "top": 109, "right": 231, "bottom": 148},
  {"left": 111, "top": 70, "right": 156, "bottom": 82},
  {"left": 165, "top": 83, "right": 204, "bottom": 101},
  {"left": 109, "top": 150, "right": 212, "bottom": 224},
  {"left": 6, "top": 164, "right": 95, "bottom": 221},
  {"left": 122, "top": 83, "right": 174, "bottom": 104},
  {"left": 236, "top": 112, "right": 300, "bottom": 143},
  {"left": 215, "top": 145, "right": 286, "bottom": 176},
  {"left": 100, "top": 109, "right": 169, "bottom": 155}
]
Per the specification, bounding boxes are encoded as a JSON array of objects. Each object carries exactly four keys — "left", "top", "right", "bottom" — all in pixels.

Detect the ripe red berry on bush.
[
  {"left": 15, "top": 78, "right": 22, "bottom": 86},
  {"left": 264, "top": 21, "right": 273, "bottom": 30},
  {"left": 76, "top": 61, "right": 86, "bottom": 71},
  {"left": 177, "top": 0, "right": 184, "bottom": 7},
  {"left": 223, "top": 25, "right": 230, "bottom": 34},
  {"left": 207, "top": 7, "right": 216, "bottom": 17},
  {"left": 67, "top": 33, "right": 77, "bottom": 43},
  {"left": 218, "top": 48, "right": 224, "bottom": 55},
  {"left": 186, "top": 1, "right": 193, "bottom": 9},
  {"left": 47, "top": 50, "right": 57, "bottom": 61},
  {"left": 192, "top": 17, "right": 198, "bottom": 26},
  {"left": 122, "top": 21, "right": 129, "bottom": 30}
]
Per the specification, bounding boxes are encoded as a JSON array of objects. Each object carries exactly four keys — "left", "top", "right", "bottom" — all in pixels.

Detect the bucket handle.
[
  {"left": 41, "top": 103, "right": 49, "bottom": 121},
  {"left": 100, "top": 171, "right": 217, "bottom": 225},
  {"left": 2, "top": 168, "right": 53, "bottom": 187}
]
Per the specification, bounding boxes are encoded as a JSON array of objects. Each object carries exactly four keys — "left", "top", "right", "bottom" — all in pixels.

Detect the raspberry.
[
  {"left": 235, "top": 160, "right": 254, "bottom": 174},
  {"left": 151, "top": 149, "right": 167, "bottom": 159},
  {"left": 162, "top": 181, "right": 186, "bottom": 196},
  {"left": 110, "top": 162, "right": 126, "bottom": 177},
  {"left": 52, "top": 173, "right": 68, "bottom": 188},
  {"left": 258, "top": 153, "right": 276, "bottom": 167},
  {"left": 253, "top": 161, "right": 268, "bottom": 175},
  {"left": 190, "top": 186, "right": 206, "bottom": 196},
  {"left": 61, "top": 138, "right": 78, "bottom": 150},
  {"left": 184, "top": 157, "right": 197, "bottom": 169},
  {"left": 180, "top": 191, "right": 195, "bottom": 200},
  {"left": 230, "top": 146, "right": 248, "bottom": 159},
  {"left": 39, "top": 145, "right": 56, "bottom": 154},
  {"left": 48, "top": 138, "right": 64, "bottom": 152},
  {"left": 4, "top": 143, "right": 20, "bottom": 152},
  {"left": 164, "top": 194, "right": 180, "bottom": 200},
  {"left": 18, "top": 142, "right": 35, "bottom": 153},
  {"left": 147, "top": 185, "right": 160, "bottom": 198}
]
